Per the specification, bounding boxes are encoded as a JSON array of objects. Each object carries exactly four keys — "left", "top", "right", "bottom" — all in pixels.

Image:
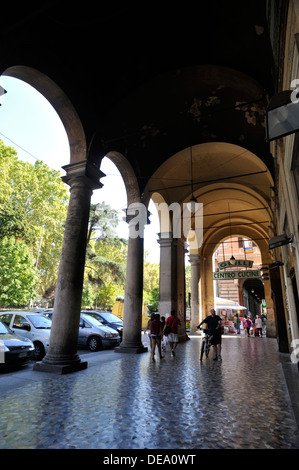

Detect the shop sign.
[
  {"left": 218, "top": 259, "right": 253, "bottom": 270},
  {"left": 213, "top": 270, "right": 261, "bottom": 280}
]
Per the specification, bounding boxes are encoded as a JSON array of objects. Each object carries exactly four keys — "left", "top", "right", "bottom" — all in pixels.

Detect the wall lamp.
[
  {"left": 268, "top": 233, "right": 293, "bottom": 250},
  {"left": 187, "top": 146, "right": 198, "bottom": 213},
  {"left": 265, "top": 90, "right": 299, "bottom": 141}
]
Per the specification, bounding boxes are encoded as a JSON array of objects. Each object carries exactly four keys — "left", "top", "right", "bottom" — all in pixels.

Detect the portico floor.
[{"left": 0, "top": 333, "right": 299, "bottom": 450}]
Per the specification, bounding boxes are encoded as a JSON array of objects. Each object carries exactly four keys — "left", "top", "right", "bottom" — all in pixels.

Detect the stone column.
[
  {"left": 115, "top": 203, "right": 148, "bottom": 353},
  {"left": 203, "top": 254, "right": 214, "bottom": 317},
  {"left": 34, "top": 161, "right": 104, "bottom": 373},
  {"left": 189, "top": 254, "right": 201, "bottom": 333},
  {"left": 176, "top": 238, "right": 188, "bottom": 341},
  {"left": 261, "top": 255, "right": 276, "bottom": 338},
  {"left": 158, "top": 232, "right": 177, "bottom": 316}
]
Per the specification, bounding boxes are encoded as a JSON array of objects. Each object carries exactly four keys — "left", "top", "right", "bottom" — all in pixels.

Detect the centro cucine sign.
[
  {"left": 213, "top": 259, "right": 261, "bottom": 280},
  {"left": 213, "top": 270, "right": 261, "bottom": 280}
]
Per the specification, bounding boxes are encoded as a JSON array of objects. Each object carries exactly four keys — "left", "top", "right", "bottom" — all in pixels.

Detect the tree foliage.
[
  {"left": 143, "top": 258, "right": 160, "bottom": 311},
  {"left": 82, "top": 203, "right": 128, "bottom": 308},
  {"left": 0, "top": 141, "right": 69, "bottom": 245},
  {"left": 0, "top": 140, "right": 69, "bottom": 304},
  {"left": 0, "top": 237, "right": 37, "bottom": 306}
]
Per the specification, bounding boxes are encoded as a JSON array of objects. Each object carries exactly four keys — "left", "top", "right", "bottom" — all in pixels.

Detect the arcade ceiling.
[{"left": 1, "top": 1, "right": 279, "bottom": 253}]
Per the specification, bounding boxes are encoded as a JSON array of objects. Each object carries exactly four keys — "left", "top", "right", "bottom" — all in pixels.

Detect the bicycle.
[{"left": 199, "top": 328, "right": 214, "bottom": 361}]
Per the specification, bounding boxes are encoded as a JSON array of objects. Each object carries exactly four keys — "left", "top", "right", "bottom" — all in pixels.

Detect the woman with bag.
[
  {"left": 244, "top": 316, "right": 253, "bottom": 337},
  {"left": 163, "top": 310, "right": 181, "bottom": 357},
  {"left": 150, "top": 313, "right": 164, "bottom": 361}
]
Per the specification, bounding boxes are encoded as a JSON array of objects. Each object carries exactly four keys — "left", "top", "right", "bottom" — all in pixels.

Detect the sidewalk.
[{"left": 0, "top": 333, "right": 299, "bottom": 450}]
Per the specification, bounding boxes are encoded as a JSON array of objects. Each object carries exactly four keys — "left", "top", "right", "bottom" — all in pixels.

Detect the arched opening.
[
  {"left": 0, "top": 74, "right": 70, "bottom": 170},
  {"left": 0, "top": 73, "right": 76, "bottom": 309},
  {"left": 2, "top": 66, "right": 86, "bottom": 164}
]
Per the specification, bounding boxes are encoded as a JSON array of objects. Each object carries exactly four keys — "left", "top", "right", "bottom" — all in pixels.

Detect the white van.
[{"left": 0, "top": 311, "right": 52, "bottom": 360}]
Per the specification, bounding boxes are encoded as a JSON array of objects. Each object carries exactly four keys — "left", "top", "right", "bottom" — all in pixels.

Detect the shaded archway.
[{"left": 143, "top": 141, "right": 275, "bottom": 337}]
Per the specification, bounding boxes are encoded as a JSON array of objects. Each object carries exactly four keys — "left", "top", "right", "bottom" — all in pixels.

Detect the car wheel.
[
  {"left": 87, "top": 336, "right": 102, "bottom": 352},
  {"left": 33, "top": 341, "right": 45, "bottom": 360}
]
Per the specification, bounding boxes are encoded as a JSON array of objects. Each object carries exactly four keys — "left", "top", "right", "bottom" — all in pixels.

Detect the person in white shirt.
[{"left": 255, "top": 315, "right": 263, "bottom": 337}]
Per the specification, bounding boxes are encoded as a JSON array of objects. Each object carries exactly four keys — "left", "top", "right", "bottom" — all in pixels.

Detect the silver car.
[
  {"left": 0, "top": 312, "right": 51, "bottom": 360},
  {"left": 78, "top": 313, "right": 120, "bottom": 351},
  {"left": 0, "top": 320, "right": 35, "bottom": 368}
]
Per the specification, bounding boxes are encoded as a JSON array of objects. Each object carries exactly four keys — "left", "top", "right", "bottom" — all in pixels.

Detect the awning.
[{"left": 215, "top": 297, "right": 247, "bottom": 311}]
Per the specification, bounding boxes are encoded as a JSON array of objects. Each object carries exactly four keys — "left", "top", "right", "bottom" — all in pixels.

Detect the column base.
[
  {"left": 33, "top": 361, "right": 88, "bottom": 374},
  {"left": 114, "top": 343, "right": 148, "bottom": 354},
  {"left": 33, "top": 352, "right": 88, "bottom": 374},
  {"left": 178, "top": 333, "right": 190, "bottom": 342}
]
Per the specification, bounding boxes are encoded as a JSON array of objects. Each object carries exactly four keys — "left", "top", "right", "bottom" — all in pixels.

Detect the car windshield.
[
  {"left": 98, "top": 312, "right": 123, "bottom": 323},
  {"left": 27, "top": 314, "right": 52, "bottom": 329},
  {"left": 0, "top": 321, "right": 10, "bottom": 334},
  {"left": 81, "top": 314, "right": 103, "bottom": 328}
]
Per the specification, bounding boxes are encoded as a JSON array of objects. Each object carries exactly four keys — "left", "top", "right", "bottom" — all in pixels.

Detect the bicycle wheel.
[{"left": 200, "top": 339, "right": 206, "bottom": 361}]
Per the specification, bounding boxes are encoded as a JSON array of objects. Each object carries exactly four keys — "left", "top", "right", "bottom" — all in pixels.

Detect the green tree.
[
  {"left": 0, "top": 140, "right": 69, "bottom": 304},
  {"left": 143, "top": 257, "right": 160, "bottom": 311},
  {"left": 0, "top": 237, "right": 37, "bottom": 307},
  {"left": 87, "top": 202, "right": 118, "bottom": 244}
]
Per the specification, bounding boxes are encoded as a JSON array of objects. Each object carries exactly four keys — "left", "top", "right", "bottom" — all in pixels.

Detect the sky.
[{"left": 0, "top": 76, "right": 161, "bottom": 263}]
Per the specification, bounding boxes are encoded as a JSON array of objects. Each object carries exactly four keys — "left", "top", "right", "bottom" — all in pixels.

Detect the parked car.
[
  {"left": 0, "top": 312, "right": 52, "bottom": 360},
  {"left": 81, "top": 310, "right": 123, "bottom": 339},
  {"left": 39, "top": 310, "right": 53, "bottom": 320},
  {"left": 79, "top": 313, "right": 120, "bottom": 351},
  {"left": 0, "top": 320, "right": 35, "bottom": 368}
]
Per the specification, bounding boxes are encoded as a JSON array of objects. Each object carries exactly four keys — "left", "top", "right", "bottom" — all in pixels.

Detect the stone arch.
[
  {"left": 104, "top": 151, "right": 140, "bottom": 205},
  {"left": 2, "top": 65, "right": 86, "bottom": 164},
  {"left": 201, "top": 224, "right": 272, "bottom": 260}
]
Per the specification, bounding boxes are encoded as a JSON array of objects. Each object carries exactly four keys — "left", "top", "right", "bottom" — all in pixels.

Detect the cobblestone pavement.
[{"left": 0, "top": 334, "right": 299, "bottom": 450}]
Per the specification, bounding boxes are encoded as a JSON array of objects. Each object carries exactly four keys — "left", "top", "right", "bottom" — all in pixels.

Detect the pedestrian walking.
[
  {"left": 261, "top": 314, "right": 267, "bottom": 335},
  {"left": 244, "top": 316, "right": 253, "bottom": 337},
  {"left": 150, "top": 313, "right": 163, "bottom": 361},
  {"left": 163, "top": 310, "right": 181, "bottom": 357},
  {"left": 255, "top": 315, "right": 263, "bottom": 337},
  {"left": 234, "top": 313, "right": 241, "bottom": 334},
  {"left": 144, "top": 312, "right": 155, "bottom": 349}
]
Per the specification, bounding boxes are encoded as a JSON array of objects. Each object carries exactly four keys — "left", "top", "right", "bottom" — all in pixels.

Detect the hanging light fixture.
[
  {"left": 228, "top": 203, "right": 235, "bottom": 261},
  {"left": 187, "top": 146, "right": 197, "bottom": 213}
]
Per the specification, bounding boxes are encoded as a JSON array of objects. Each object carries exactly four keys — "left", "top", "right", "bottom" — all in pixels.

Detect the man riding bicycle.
[{"left": 197, "top": 308, "right": 222, "bottom": 360}]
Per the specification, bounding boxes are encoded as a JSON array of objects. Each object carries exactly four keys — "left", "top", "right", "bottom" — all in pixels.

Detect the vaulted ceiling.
[{"left": 1, "top": 1, "right": 276, "bottom": 194}]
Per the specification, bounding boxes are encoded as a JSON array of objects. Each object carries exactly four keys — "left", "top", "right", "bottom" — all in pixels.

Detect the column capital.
[
  {"left": 157, "top": 232, "right": 176, "bottom": 247},
  {"left": 189, "top": 253, "right": 202, "bottom": 265},
  {"left": 62, "top": 160, "right": 104, "bottom": 191}
]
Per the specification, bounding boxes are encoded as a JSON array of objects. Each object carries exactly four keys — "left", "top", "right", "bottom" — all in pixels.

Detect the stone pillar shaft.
[
  {"left": 115, "top": 203, "right": 148, "bottom": 353},
  {"left": 158, "top": 233, "right": 177, "bottom": 316},
  {"left": 34, "top": 161, "right": 103, "bottom": 373},
  {"left": 189, "top": 254, "right": 201, "bottom": 333},
  {"left": 203, "top": 255, "right": 214, "bottom": 317}
]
